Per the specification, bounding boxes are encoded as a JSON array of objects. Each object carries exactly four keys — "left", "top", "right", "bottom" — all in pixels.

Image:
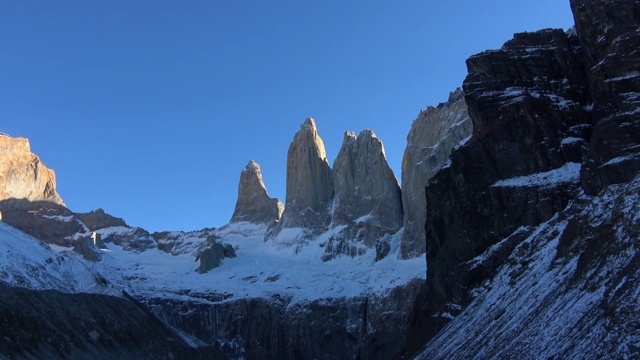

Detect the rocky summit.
[
  {"left": 229, "top": 160, "right": 283, "bottom": 225},
  {"left": 0, "top": 134, "right": 64, "bottom": 205},
  {"left": 266, "top": 118, "right": 334, "bottom": 243},
  {"left": 327, "top": 129, "right": 403, "bottom": 261},
  {"left": 400, "top": 88, "right": 472, "bottom": 259}
]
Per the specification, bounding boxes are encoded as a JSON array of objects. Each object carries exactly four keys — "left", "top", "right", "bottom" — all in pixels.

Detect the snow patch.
[{"left": 491, "top": 162, "right": 581, "bottom": 188}]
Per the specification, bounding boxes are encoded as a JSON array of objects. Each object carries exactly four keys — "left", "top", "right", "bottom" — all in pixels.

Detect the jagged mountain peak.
[
  {"left": 229, "top": 159, "right": 283, "bottom": 225},
  {"left": 266, "top": 118, "right": 334, "bottom": 242},
  {"left": 328, "top": 128, "right": 402, "bottom": 261}
]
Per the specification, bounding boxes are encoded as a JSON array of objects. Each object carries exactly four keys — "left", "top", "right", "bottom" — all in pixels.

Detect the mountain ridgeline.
[{"left": 1, "top": 0, "right": 639, "bottom": 359}]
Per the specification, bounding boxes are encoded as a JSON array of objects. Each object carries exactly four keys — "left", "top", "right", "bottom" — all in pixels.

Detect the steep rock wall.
[
  {"left": 148, "top": 279, "right": 423, "bottom": 360},
  {"left": 327, "top": 130, "right": 402, "bottom": 260},
  {"left": 408, "top": 0, "right": 640, "bottom": 355},
  {"left": 400, "top": 88, "right": 472, "bottom": 259}
]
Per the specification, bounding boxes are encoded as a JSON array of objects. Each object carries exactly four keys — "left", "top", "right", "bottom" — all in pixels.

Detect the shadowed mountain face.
[
  {"left": 0, "top": 284, "right": 223, "bottom": 359},
  {"left": 408, "top": 0, "right": 640, "bottom": 357}
]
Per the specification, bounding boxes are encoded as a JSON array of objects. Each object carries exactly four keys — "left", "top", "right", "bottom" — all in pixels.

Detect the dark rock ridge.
[
  {"left": 408, "top": 0, "right": 640, "bottom": 356},
  {"left": 147, "top": 278, "right": 423, "bottom": 360},
  {"left": 0, "top": 199, "right": 87, "bottom": 247},
  {"left": 0, "top": 285, "right": 221, "bottom": 359},
  {"left": 326, "top": 129, "right": 403, "bottom": 261},
  {"left": 75, "top": 208, "right": 128, "bottom": 230},
  {"left": 400, "top": 88, "right": 472, "bottom": 259},
  {"left": 229, "top": 160, "right": 283, "bottom": 225},
  {"left": 266, "top": 118, "right": 334, "bottom": 243}
]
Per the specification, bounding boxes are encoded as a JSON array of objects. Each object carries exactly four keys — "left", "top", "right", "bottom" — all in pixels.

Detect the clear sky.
[{"left": 1, "top": 1, "right": 575, "bottom": 232}]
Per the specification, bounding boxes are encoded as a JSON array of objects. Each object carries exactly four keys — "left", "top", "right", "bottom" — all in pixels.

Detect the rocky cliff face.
[
  {"left": 572, "top": 0, "right": 640, "bottom": 194},
  {"left": 326, "top": 130, "right": 403, "bottom": 260},
  {"left": 0, "top": 285, "right": 222, "bottom": 359},
  {"left": 147, "top": 278, "right": 423, "bottom": 360},
  {"left": 408, "top": 0, "right": 640, "bottom": 356},
  {"left": 266, "top": 118, "right": 334, "bottom": 243},
  {"left": 0, "top": 134, "right": 64, "bottom": 205},
  {"left": 229, "top": 160, "right": 283, "bottom": 225},
  {"left": 416, "top": 174, "right": 640, "bottom": 359},
  {"left": 400, "top": 88, "right": 472, "bottom": 259}
]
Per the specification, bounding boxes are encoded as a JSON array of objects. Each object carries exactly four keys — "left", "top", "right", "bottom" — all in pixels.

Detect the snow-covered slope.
[
  {"left": 99, "top": 222, "right": 424, "bottom": 302},
  {"left": 417, "top": 175, "right": 640, "bottom": 359},
  {"left": 0, "top": 219, "right": 424, "bottom": 304},
  {"left": 0, "top": 222, "right": 114, "bottom": 294}
]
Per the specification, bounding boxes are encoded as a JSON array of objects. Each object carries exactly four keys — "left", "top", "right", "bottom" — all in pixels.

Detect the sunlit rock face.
[
  {"left": 0, "top": 134, "right": 64, "bottom": 205},
  {"left": 326, "top": 129, "right": 403, "bottom": 261},
  {"left": 400, "top": 88, "right": 472, "bottom": 259},
  {"left": 229, "top": 160, "right": 283, "bottom": 225},
  {"left": 266, "top": 118, "right": 334, "bottom": 243}
]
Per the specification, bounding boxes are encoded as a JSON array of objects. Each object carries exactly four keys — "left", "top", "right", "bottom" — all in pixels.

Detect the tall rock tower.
[
  {"left": 327, "top": 129, "right": 403, "bottom": 260},
  {"left": 265, "top": 118, "right": 334, "bottom": 244},
  {"left": 229, "top": 160, "right": 283, "bottom": 225}
]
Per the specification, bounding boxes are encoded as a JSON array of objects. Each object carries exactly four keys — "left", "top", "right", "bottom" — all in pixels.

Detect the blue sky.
[{"left": 1, "top": 1, "right": 575, "bottom": 232}]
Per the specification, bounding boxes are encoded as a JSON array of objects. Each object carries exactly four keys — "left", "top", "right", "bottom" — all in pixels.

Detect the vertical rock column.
[
  {"left": 328, "top": 129, "right": 403, "bottom": 260},
  {"left": 266, "top": 118, "right": 334, "bottom": 243},
  {"left": 229, "top": 160, "right": 283, "bottom": 226}
]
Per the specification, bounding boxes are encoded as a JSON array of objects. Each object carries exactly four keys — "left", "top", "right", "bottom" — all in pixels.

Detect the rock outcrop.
[
  {"left": 229, "top": 160, "right": 283, "bottom": 225},
  {"left": 0, "top": 134, "right": 64, "bottom": 205},
  {"left": 400, "top": 88, "right": 472, "bottom": 259},
  {"left": 72, "top": 236, "right": 102, "bottom": 262},
  {"left": 408, "top": 0, "right": 640, "bottom": 355},
  {"left": 326, "top": 130, "right": 402, "bottom": 260},
  {"left": 195, "top": 240, "right": 237, "bottom": 274},
  {"left": 266, "top": 118, "right": 334, "bottom": 243},
  {"left": 75, "top": 208, "right": 128, "bottom": 231}
]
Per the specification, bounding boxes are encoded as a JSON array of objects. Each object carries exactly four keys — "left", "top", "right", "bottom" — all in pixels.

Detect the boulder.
[{"left": 195, "top": 238, "right": 237, "bottom": 274}]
